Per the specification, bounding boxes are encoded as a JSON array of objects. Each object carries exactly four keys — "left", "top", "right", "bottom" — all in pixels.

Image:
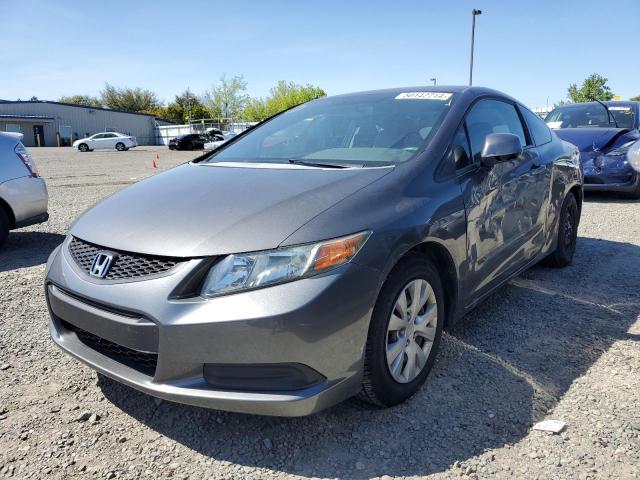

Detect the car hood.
[
  {"left": 70, "top": 162, "right": 393, "bottom": 257},
  {"left": 553, "top": 128, "right": 627, "bottom": 152}
]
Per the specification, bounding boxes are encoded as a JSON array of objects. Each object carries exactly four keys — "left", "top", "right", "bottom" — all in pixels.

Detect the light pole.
[
  {"left": 430, "top": 78, "right": 437, "bottom": 86},
  {"left": 469, "top": 9, "right": 482, "bottom": 86}
]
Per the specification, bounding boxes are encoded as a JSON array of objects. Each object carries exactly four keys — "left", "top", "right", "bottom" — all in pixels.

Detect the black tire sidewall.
[
  {"left": 364, "top": 255, "right": 445, "bottom": 406},
  {"left": 116, "top": 143, "right": 125, "bottom": 151},
  {"left": 0, "top": 209, "right": 9, "bottom": 249},
  {"left": 79, "top": 143, "right": 88, "bottom": 152},
  {"left": 556, "top": 194, "right": 579, "bottom": 263}
]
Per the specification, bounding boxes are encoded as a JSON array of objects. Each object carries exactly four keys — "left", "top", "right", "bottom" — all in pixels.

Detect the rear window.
[
  {"left": 545, "top": 103, "right": 636, "bottom": 129},
  {"left": 608, "top": 105, "right": 636, "bottom": 129}
]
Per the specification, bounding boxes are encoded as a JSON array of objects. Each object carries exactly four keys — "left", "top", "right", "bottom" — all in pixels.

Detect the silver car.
[
  {"left": 0, "top": 132, "right": 48, "bottom": 248},
  {"left": 45, "top": 87, "right": 582, "bottom": 416}
]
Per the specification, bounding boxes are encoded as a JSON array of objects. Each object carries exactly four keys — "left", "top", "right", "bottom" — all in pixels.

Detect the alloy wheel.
[
  {"left": 386, "top": 278, "right": 438, "bottom": 383},
  {"left": 563, "top": 211, "right": 574, "bottom": 248}
]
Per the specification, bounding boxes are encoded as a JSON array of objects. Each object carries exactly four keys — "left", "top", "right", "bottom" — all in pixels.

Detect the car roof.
[
  {"left": 321, "top": 85, "right": 521, "bottom": 107},
  {"left": 553, "top": 101, "right": 638, "bottom": 109}
]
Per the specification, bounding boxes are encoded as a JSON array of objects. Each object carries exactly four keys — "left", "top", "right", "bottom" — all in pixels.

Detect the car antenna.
[{"left": 591, "top": 98, "right": 618, "bottom": 128}]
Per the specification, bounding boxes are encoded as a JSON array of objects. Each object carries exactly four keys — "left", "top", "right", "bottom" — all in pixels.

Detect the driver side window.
[{"left": 465, "top": 100, "right": 527, "bottom": 164}]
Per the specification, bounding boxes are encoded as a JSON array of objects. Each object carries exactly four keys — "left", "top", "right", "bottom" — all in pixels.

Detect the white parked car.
[
  {"left": 203, "top": 131, "right": 237, "bottom": 152},
  {"left": 73, "top": 132, "right": 137, "bottom": 152}
]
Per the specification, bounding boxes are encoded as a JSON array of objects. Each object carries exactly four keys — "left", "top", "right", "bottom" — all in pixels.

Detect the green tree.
[
  {"left": 163, "top": 89, "right": 211, "bottom": 123},
  {"left": 242, "top": 98, "right": 268, "bottom": 122},
  {"left": 188, "top": 103, "right": 211, "bottom": 120},
  {"left": 205, "top": 74, "right": 249, "bottom": 120},
  {"left": 264, "top": 81, "right": 326, "bottom": 117},
  {"left": 173, "top": 89, "right": 200, "bottom": 112},
  {"left": 100, "top": 83, "right": 161, "bottom": 112},
  {"left": 567, "top": 74, "right": 614, "bottom": 103},
  {"left": 141, "top": 106, "right": 170, "bottom": 120},
  {"left": 631, "top": 95, "right": 640, "bottom": 102},
  {"left": 58, "top": 94, "right": 102, "bottom": 107},
  {"left": 242, "top": 81, "right": 326, "bottom": 121}
]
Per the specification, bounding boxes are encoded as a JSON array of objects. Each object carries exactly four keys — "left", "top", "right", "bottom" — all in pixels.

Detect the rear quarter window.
[{"left": 521, "top": 106, "right": 552, "bottom": 146}]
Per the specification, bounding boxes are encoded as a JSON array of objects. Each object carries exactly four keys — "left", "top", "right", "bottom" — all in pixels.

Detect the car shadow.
[
  {"left": 0, "top": 231, "right": 65, "bottom": 273},
  {"left": 584, "top": 191, "right": 639, "bottom": 203},
  {"left": 99, "top": 236, "right": 639, "bottom": 478}
]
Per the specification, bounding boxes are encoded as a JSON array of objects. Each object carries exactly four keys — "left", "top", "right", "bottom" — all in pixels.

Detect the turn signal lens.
[{"left": 312, "top": 232, "right": 371, "bottom": 272}]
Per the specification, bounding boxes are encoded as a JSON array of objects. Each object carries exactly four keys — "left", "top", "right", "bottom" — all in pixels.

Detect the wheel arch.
[
  {"left": 387, "top": 240, "right": 460, "bottom": 330},
  {"left": 569, "top": 184, "right": 583, "bottom": 217},
  {"left": 0, "top": 196, "right": 16, "bottom": 229}
]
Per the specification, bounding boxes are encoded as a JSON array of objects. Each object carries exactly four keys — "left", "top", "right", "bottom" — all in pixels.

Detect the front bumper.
[
  {"left": 45, "top": 241, "right": 379, "bottom": 416},
  {"left": 581, "top": 153, "right": 639, "bottom": 193}
]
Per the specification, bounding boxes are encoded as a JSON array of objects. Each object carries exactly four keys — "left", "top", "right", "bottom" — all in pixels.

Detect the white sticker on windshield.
[
  {"left": 395, "top": 92, "right": 452, "bottom": 100},
  {"left": 608, "top": 106, "right": 631, "bottom": 111},
  {"left": 546, "top": 121, "right": 562, "bottom": 129}
]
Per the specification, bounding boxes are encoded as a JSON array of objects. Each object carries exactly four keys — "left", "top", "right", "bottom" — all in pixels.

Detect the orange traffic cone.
[{"left": 152, "top": 153, "right": 159, "bottom": 169}]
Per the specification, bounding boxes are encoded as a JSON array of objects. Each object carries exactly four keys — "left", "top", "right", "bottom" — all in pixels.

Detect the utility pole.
[
  {"left": 469, "top": 9, "right": 482, "bottom": 86},
  {"left": 186, "top": 87, "right": 192, "bottom": 125},
  {"left": 430, "top": 78, "right": 437, "bottom": 86}
]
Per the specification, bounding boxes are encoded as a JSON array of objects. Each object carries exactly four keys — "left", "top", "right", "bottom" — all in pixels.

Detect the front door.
[
  {"left": 33, "top": 125, "right": 45, "bottom": 146},
  {"left": 459, "top": 99, "right": 549, "bottom": 303}
]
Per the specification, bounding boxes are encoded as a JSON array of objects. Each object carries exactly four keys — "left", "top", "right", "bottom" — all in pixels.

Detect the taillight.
[{"left": 15, "top": 143, "right": 39, "bottom": 177}]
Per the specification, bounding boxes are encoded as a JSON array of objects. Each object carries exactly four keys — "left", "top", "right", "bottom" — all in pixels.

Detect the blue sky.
[{"left": 1, "top": 0, "right": 638, "bottom": 108}]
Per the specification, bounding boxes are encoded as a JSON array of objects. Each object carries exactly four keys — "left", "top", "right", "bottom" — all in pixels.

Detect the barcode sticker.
[{"left": 395, "top": 92, "right": 452, "bottom": 100}]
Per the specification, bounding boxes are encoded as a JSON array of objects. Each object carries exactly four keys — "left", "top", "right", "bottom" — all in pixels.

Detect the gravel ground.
[{"left": 1, "top": 146, "right": 639, "bottom": 480}]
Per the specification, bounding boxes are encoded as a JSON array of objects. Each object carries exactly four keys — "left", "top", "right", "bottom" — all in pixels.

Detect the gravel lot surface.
[{"left": 1, "top": 147, "right": 639, "bottom": 479}]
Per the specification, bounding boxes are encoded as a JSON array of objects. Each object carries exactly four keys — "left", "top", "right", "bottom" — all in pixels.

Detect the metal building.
[{"left": 0, "top": 100, "right": 170, "bottom": 147}]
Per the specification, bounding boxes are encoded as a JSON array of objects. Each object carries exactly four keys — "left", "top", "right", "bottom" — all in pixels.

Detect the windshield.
[
  {"left": 546, "top": 103, "right": 636, "bottom": 129},
  {"left": 204, "top": 91, "right": 457, "bottom": 166}
]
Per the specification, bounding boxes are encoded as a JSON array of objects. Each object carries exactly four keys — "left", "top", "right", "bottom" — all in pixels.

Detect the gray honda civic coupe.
[{"left": 45, "top": 86, "right": 583, "bottom": 416}]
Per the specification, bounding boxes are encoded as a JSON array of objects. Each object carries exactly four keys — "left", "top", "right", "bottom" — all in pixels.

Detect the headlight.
[
  {"left": 628, "top": 140, "right": 640, "bottom": 172},
  {"left": 201, "top": 231, "right": 371, "bottom": 297},
  {"left": 606, "top": 140, "right": 636, "bottom": 157}
]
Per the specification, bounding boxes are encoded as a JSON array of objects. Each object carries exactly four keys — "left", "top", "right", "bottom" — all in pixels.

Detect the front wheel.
[
  {"left": 359, "top": 253, "right": 444, "bottom": 407},
  {"left": 624, "top": 175, "right": 640, "bottom": 200},
  {"left": 543, "top": 192, "right": 579, "bottom": 268},
  {"left": 115, "top": 142, "right": 126, "bottom": 151},
  {"left": 78, "top": 143, "right": 89, "bottom": 152}
]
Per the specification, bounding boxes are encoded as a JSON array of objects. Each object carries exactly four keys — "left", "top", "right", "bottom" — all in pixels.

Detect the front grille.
[
  {"left": 68, "top": 236, "right": 181, "bottom": 280},
  {"left": 63, "top": 321, "right": 158, "bottom": 377}
]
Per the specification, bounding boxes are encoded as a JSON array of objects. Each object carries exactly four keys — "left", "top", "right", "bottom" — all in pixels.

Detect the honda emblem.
[{"left": 89, "top": 252, "right": 114, "bottom": 278}]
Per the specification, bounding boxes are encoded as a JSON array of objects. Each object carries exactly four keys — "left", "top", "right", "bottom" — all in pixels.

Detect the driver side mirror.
[{"left": 480, "top": 133, "right": 523, "bottom": 168}]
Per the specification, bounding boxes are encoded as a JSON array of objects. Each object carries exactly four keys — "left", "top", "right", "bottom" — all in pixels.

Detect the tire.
[
  {"left": 0, "top": 208, "right": 9, "bottom": 249},
  {"left": 359, "top": 253, "right": 445, "bottom": 407},
  {"left": 115, "top": 142, "right": 126, "bottom": 151},
  {"left": 78, "top": 143, "right": 89, "bottom": 152},
  {"left": 543, "top": 193, "right": 579, "bottom": 268},
  {"left": 624, "top": 175, "right": 640, "bottom": 200}
]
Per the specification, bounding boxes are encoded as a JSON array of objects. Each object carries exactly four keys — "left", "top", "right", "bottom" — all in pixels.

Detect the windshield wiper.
[
  {"left": 592, "top": 99, "right": 619, "bottom": 128},
  {"left": 288, "top": 159, "right": 359, "bottom": 169}
]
